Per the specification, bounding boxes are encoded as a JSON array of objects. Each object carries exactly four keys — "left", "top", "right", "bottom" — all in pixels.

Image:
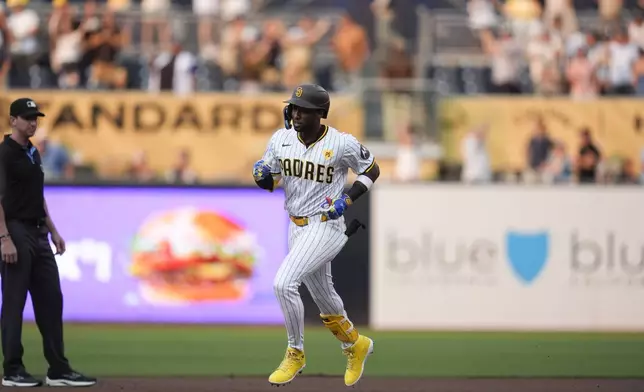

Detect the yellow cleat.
[
  {"left": 343, "top": 335, "right": 374, "bottom": 387},
  {"left": 268, "top": 347, "right": 306, "bottom": 386}
]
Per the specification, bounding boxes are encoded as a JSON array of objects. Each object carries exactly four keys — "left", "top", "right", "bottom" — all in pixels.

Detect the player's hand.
[
  {"left": 320, "top": 194, "right": 352, "bottom": 220},
  {"left": 51, "top": 231, "right": 66, "bottom": 256},
  {"left": 1, "top": 237, "right": 17, "bottom": 264},
  {"left": 253, "top": 160, "right": 272, "bottom": 181}
]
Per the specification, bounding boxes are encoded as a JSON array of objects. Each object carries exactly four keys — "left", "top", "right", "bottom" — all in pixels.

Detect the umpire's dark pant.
[{"left": 0, "top": 220, "right": 70, "bottom": 376}]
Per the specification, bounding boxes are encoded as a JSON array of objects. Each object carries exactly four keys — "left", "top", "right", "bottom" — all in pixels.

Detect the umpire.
[{"left": 0, "top": 98, "right": 96, "bottom": 388}]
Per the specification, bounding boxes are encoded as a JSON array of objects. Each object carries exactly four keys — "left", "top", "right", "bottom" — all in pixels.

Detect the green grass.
[{"left": 17, "top": 323, "right": 644, "bottom": 378}]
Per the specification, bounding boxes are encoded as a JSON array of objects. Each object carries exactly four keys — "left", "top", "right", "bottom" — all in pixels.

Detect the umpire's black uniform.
[{"left": 0, "top": 98, "right": 96, "bottom": 388}]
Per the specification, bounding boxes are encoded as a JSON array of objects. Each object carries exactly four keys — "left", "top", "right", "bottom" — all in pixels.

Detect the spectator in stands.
[
  {"left": 331, "top": 12, "right": 369, "bottom": 91},
  {"left": 586, "top": 31, "right": 610, "bottom": 94},
  {"left": 125, "top": 151, "right": 156, "bottom": 182},
  {"left": 502, "top": 0, "right": 543, "bottom": 46},
  {"left": 217, "top": 16, "right": 257, "bottom": 90},
  {"left": 107, "top": 0, "right": 130, "bottom": 13},
  {"left": 467, "top": 0, "right": 498, "bottom": 33},
  {"left": 84, "top": 9, "right": 128, "bottom": 89},
  {"left": 480, "top": 28, "right": 522, "bottom": 94},
  {"left": 541, "top": 140, "right": 572, "bottom": 184},
  {"left": 257, "top": 19, "right": 284, "bottom": 91},
  {"left": 236, "top": 19, "right": 282, "bottom": 92},
  {"left": 575, "top": 128, "right": 601, "bottom": 183},
  {"left": 379, "top": 38, "right": 413, "bottom": 142},
  {"left": 49, "top": 4, "right": 83, "bottom": 89},
  {"left": 193, "top": 0, "right": 219, "bottom": 58},
  {"left": 543, "top": 0, "right": 577, "bottom": 37},
  {"left": 48, "top": 0, "right": 69, "bottom": 46},
  {"left": 631, "top": 48, "right": 644, "bottom": 95},
  {"left": 33, "top": 129, "right": 75, "bottom": 181},
  {"left": 6, "top": 0, "right": 40, "bottom": 88},
  {"left": 81, "top": 1, "right": 99, "bottom": 30},
  {"left": 148, "top": 40, "right": 198, "bottom": 95},
  {"left": 218, "top": 0, "right": 251, "bottom": 22},
  {"left": 615, "top": 157, "right": 640, "bottom": 184},
  {"left": 565, "top": 28, "right": 588, "bottom": 58},
  {"left": 566, "top": 46, "right": 599, "bottom": 100},
  {"left": 0, "top": 4, "right": 12, "bottom": 88},
  {"left": 460, "top": 124, "right": 492, "bottom": 184},
  {"left": 201, "top": 0, "right": 253, "bottom": 62},
  {"left": 237, "top": 25, "right": 263, "bottom": 92},
  {"left": 525, "top": 117, "right": 553, "bottom": 183},
  {"left": 165, "top": 149, "right": 198, "bottom": 184},
  {"left": 77, "top": 0, "right": 99, "bottom": 86},
  {"left": 548, "top": 15, "right": 567, "bottom": 51},
  {"left": 370, "top": 0, "right": 405, "bottom": 74},
  {"left": 140, "top": 0, "right": 171, "bottom": 54},
  {"left": 628, "top": 11, "right": 644, "bottom": 49},
  {"left": 393, "top": 123, "right": 421, "bottom": 183},
  {"left": 281, "top": 16, "right": 331, "bottom": 91},
  {"left": 597, "top": 0, "right": 623, "bottom": 30},
  {"left": 607, "top": 29, "right": 638, "bottom": 95},
  {"left": 527, "top": 28, "right": 563, "bottom": 95}
]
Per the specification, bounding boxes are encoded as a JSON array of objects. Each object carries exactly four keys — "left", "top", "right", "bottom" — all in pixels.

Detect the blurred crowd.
[
  {"left": 457, "top": 118, "right": 644, "bottom": 185},
  {"left": 426, "top": 0, "right": 644, "bottom": 186},
  {"left": 35, "top": 127, "right": 202, "bottom": 184},
  {"left": 0, "top": 0, "right": 642, "bottom": 186},
  {"left": 0, "top": 0, "right": 372, "bottom": 93},
  {"left": 0, "top": 0, "right": 129, "bottom": 89},
  {"left": 472, "top": 0, "right": 644, "bottom": 98}
]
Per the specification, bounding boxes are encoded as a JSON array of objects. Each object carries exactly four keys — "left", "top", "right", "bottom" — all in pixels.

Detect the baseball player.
[{"left": 253, "top": 84, "right": 380, "bottom": 387}]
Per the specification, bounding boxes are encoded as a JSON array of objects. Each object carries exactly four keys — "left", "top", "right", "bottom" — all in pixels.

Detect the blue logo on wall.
[{"left": 505, "top": 231, "right": 550, "bottom": 284}]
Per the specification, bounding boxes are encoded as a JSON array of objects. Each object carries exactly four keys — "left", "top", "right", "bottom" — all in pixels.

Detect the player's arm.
[
  {"left": 253, "top": 133, "right": 282, "bottom": 192},
  {"left": 254, "top": 174, "right": 274, "bottom": 191},
  {"left": 254, "top": 172, "right": 282, "bottom": 192},
  {"left": 346, "top": 159, "right": 379, "bottom": 203},
  {"left": 343, "top": 138, "right": 379, "bottom": 205},
  {"left": 321, "top": 135, "right": 379, "bottom": 219}
]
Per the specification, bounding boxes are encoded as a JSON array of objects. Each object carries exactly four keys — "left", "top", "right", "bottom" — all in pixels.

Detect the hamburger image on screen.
[{"left": 128, "top": 207, "right": 262, "bottom": 304}]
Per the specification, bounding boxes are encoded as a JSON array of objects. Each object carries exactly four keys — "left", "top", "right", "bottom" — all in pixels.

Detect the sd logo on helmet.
[{"left": 282, "top": 84, "right": 331, "bottom": 129}]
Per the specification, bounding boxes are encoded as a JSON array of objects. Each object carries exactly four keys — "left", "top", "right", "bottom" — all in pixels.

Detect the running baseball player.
[{"left": 253, "top": 84, "right": 380, "bottom": 387}]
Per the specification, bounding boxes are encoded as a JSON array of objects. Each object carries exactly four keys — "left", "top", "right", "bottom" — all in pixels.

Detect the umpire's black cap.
[
  {"left": 283, "top": 84, "right": 330, "bottom": 118},
  {"left": 10, "top": 98, "right": 45, "bottom": 118}
]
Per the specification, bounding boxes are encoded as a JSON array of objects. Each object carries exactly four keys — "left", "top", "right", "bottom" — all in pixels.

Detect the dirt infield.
[{"left": 93, "top": 376, "right": 644, "bottom": 392}]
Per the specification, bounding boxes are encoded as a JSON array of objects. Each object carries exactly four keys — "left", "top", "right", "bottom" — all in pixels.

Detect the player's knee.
[{"left": 273, "top": 277, "right": 297, "bottom": 298}]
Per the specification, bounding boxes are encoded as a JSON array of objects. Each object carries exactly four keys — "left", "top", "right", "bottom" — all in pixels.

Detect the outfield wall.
[
  {"left": 15, "top": 182, "right": 644, "bottom": 332},
  {"left": 369, "top": 184, "right": 644, "bottom": 332}
]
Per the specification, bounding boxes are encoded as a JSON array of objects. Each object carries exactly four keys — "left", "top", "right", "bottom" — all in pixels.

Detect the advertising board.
[
  {"left": 370, "top": 184, "right": 644, "bottom": 331},
  {"left": 439, "top": 97, "right": 644, "bottom": 173},
  {"left": 0, "top": 91, "right": 364, "bottom": 182},
  {"left": 12, "top": 186, "right": 289, "bottom": 324}
]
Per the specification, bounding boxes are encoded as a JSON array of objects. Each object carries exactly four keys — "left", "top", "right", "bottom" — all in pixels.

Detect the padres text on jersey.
[{"left": 261, "top": 125, "right": 375, "bottom": 217}]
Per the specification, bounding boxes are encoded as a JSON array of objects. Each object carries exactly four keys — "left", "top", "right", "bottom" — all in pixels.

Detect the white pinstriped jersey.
[{"left": 261, "top": 125, "right": 375, "bottom": 217}]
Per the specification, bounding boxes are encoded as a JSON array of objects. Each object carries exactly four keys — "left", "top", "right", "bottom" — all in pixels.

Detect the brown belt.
[{"left": 290, "top": 215, "right": 329, "bottom": 227}]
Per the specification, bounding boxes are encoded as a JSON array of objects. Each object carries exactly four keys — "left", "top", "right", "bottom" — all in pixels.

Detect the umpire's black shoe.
[
  {"left": 45, "top": 371, "right": 97, "bottom": 387},
  {"left": 2, "top": 372, "right": 43, "bottom": 387}
]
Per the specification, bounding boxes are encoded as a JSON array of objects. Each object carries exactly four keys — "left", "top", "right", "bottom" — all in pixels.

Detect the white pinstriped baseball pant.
[{"left": 273, "top": 216, "right": 351, "bottom": 351}]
